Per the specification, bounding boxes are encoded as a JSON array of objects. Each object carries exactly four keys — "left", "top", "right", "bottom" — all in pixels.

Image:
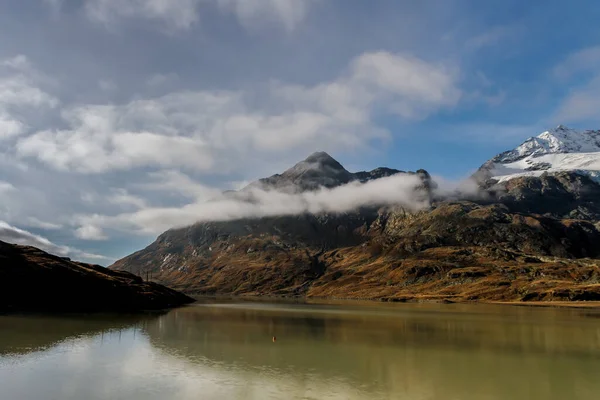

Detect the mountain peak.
[
  {"left": 539, "top": 124, "right": 578, "bottom": 141},
  {"left": 478, "top": 125, "right": 600, "bottom": 184},
  {"left": 249, "top": 151, "right": 352, "bottom": 191},
  {"left": 302, "top": 151, "right": 343, "bottom": 169},
  {"left": 283, "top": 151, "right": 351, "bottom": 184},
  {"left": 282, "top": 151, "right": 348, "bottom": 178},
  {"left": 492, "top": 126, "right": 600, "bottom": 164},
  {"left": 552, "top": 124, "right": 570, "bottom": 132}
]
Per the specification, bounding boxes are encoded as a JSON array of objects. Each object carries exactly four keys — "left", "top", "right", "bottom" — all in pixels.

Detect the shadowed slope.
[{"left": 0, "top": 241, "right": 194, "bottom": 313}]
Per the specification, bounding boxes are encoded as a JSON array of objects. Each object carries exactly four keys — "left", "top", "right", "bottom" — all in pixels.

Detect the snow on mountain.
[{"left": 482, "top": 125, "right": 600, "bottom": 183}]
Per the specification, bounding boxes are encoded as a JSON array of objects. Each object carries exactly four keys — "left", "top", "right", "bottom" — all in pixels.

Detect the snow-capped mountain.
[{"left": 480, "top": 125, "right": 600, "bottom": 183}]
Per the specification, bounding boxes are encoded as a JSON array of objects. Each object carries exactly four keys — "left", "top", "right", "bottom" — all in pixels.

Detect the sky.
[{"left": 0, "top": 0, "right": 599, "bottom": 264}]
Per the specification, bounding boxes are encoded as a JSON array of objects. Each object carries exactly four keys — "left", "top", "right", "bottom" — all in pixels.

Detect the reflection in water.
[
  {"left": 1, "top": 302, "right": 600, "bottom": 400},
  {"left": 0, "top": 314, "right": 157, "bottom": 356}
]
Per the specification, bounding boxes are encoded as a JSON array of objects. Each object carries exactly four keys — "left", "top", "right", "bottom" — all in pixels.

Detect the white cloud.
[
  {"left": 0, "top": 220, "right": 69, "bottom": 253},
  {"left": 0, "top": 113, "right": 25, "bottom": 139},
  {"left": 273, "top": 51, "right": 460, "bottom": 123},
  {"left": 85, "top": 0, "right": 202, "bottom": 30},
  {"left": 0, "top": 220, "right": 108, "bottom": 260},
  {"left": 107, "top": 189, "right": 148, "bottom": 209},
  {"left": 98, "top": 79, "right": 117, "bottom": 92},
  {"left": 464, "top": 25, "right": 521, "bottom": 51},
  {"left": 75, "top": 172, "right": 428, "bottom": 235},
  {"left": 24, "top": 217, "right": 63, "bottom": 230},
  {"left": 84, "top": 0, "right": 321, "bottom": 31},
  {"left": 553, "top": 46, "right": 600, "bottom": 79},
  {"left": 146, "top": 73, "right": 179, "bottom": 87},
  {"left": 1, "top": 54, "right": 31, "bottom": 70},
  {"left": 0, "top": 181, "right": 16, "bottom": 193},
  {"left": 0, "top": 75, "right": 56, "bottom": 107},
  {"left": 555, "top": 76, "right": 600, "bottom": 123},
  {"left": 349, "top": 51, "right": 460, "bottom": 118},
  {"left": 16, "top": 104, "right": 215, "bottom": 173},
  {"left": 137, "top": 170, "right": 221, "bottom": 200},
  {"left": 80, "top": 192, "right": 98, "bottom": 204},
  {"left": 75, "top": 224, "right": 109, "bottom": 241},
  {"left": 216, "top": 0, "right": 321, "bottom": 32},
  {"left": 554, "top": 46, "right": 600, "bottom": 124},
  {"left": 228, "top": 179, "right": 252, "bottom": 190},
  {"left": 16, "top": 51, "right": 460, "bottom": 174},
  {"left": 0, "top": 55, "right": 58, "bottom": 141},
  {"left": 0, "top": 57, "right": 57, "bottom": 107}
]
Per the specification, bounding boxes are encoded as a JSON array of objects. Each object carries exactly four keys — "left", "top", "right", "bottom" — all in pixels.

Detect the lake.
[{"left": 1, "top": 300, "right": 600, "bottom": 400}]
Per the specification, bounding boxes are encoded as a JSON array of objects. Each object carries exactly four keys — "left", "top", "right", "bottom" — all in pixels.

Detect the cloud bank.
[
  {"left": 12, "top": 51, "right": 459, "bottom": 176},
  {"left": 76, "top": 173, "right": 429, "bottom": 235}
]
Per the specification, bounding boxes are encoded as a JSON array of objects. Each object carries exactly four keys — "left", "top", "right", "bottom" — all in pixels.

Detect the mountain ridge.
[{"left": 110, "top": 130, "right": 600, "bottom": 303}]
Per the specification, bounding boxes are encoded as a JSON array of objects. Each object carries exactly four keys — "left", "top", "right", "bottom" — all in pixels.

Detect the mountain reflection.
[
  {"left": 0, "top": 313, "right": 161, "bottom": 356},
  {"left": 2, "top": 302, "right": 600, "bottom": 400},
  {"left": 143, "top": 302, "right": 600, "bottom": 360},
  {"left": 136, "top": 302, "right": 600, "bottom": 400}
]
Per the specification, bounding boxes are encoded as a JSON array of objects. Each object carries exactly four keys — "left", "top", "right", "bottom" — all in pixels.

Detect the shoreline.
[
  {"left": 187, "top": 294, "right": 600, "bottom": 309},
  {"left": 485, "top": 300, "right": 600, "bottom": 309}
]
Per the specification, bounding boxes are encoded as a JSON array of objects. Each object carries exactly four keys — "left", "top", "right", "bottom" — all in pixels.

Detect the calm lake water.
[{"left": 1, "top": 301, "right": 600, "bottom": 400}]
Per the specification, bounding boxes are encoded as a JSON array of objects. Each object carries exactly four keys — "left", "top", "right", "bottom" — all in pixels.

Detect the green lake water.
[{"left": 1, "top": 300, "right": 600, "bottom": 399}]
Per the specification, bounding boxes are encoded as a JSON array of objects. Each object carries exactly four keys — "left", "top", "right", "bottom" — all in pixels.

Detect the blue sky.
[{"left": 0, "top": 0, "right": 599, "bottom": 263}]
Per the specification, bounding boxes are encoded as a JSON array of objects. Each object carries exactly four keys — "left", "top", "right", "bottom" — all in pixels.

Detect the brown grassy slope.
[
  {"left": 158, "top": 243, "right": 600, "bottom": 302},
  {"left": 112, "top": 202, "right": 600, "bottom": 303},
  {"left": 0, "top": 241, "right": 194, "bottom": 313},
  {"left": 308, "top": 246, "right": 600, "bottom": 302}
]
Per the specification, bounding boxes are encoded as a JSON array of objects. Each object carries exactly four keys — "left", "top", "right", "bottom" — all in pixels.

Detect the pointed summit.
[
  {"left": 304, "top": 151, "right": 335, "bottom": 163},
  {"left": 248, "top": 151, "right": 353, "bottom": 192},
  {"left": 553, "top": 124, "right": 569, "bottom": 131},
  {"left": 281, "top": 151, "right": 353, "bottom": 189},
  {"left": 302, "top": 151, "right": 346, "bottom": 171}
]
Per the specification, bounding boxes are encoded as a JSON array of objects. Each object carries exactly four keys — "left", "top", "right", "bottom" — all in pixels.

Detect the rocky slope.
[
  {"left": 112, "top": 202, "right": 600, "bottom": 302},
  {"left": 111, "top": 138, "right": 600, "bottom": 303},
  {"left": 0, "top": 241, "right": 194, "bottom": 313}
]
